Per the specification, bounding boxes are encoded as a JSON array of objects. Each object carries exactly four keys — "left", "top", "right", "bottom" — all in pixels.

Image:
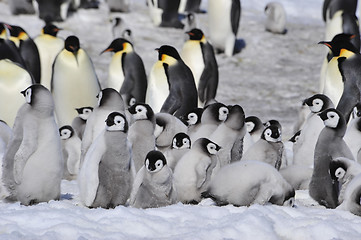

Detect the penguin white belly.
[
  {"left": 325, "top": 10, "right": 343, "bottom": 42},
  {"left": 181, "top": 41, "right": 204, "bottom": 91},
  {"left": 323, "top": 58, "right": 344, "bottom": 106},
  {"left": 52, "top": 50, "right": 100, "bottom": 126},
  {"left": 34, "top": 35, "right": 64, "bottom": 90},
  {"left": 0, "top": 60, "right": 33, "bottom": 127},
  {"left": 107, "top": 52, "right": 124, "bottom": 91},
  {"left": 147, "top": 0, "right": 163, "bottom": 26},
  {"left": 344, "top": 122, "right": 361, "bottom": 160},
  {"left": 146, "top": 62, "right": 169, "bottom": 113}
]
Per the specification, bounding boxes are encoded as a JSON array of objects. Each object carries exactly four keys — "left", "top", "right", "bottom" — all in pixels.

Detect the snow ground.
[{"left": 1, "top": 0, "right": 361, "bottom": 239}]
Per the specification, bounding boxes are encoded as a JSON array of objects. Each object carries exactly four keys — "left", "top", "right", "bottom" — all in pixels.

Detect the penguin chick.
[
  {"left": 173, "top": 138, "right": 221, "bottom": 204},
  {"left": 337, "top": 173, "right": 361, "bottom": 216},
  {"left": 309, "top": 108, "right": 354, "bottom": 209},
  {"left": 180, "top": 107, "right": 203, "bottom": 137},
  {"left": 128, "top": 103, "right": 156, "bottom": 173},
  {"left": 202, "top": 161, "right": 295, "bottom": 207},
  {"left": 242, "top": 125, "right": 284, "bottom": 170},
  {"left": 59, "top": 125, "right": 81, "bottom": 180},
  {"left": 344, "top": 103, "right": 361, "bottom": 160},
  {"left": 264, "top": 2, "right": 287, "bottom": 34},
  {"left": 163, "top": 132, "right": 191, "bottom": 171},
  {"left": 130, "top": 150, "right": 177, "bottom": 209},
  {"left": 79, "top": 112, "right": 134, "bottom": 208},
  {"left": 245, "top": 116, "right": 264, "bottom": 142},
  {"left": 71, "top": 106, "right": 93, "bottom": 140}
]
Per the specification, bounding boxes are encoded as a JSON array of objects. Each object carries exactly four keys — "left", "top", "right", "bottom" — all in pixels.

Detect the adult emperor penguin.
[
  {"left": 34, "top": 23, "right": 64, "bottom": 90},
  {"left": 163, "top": 132, "right": 191, "bottom": 171},
  {"left": 129, "top": 150, "right": 177, "bottom": 208},
  {"left": 79, "top": 112, "right": 135, "bottom": 208},
  {"left": 173, "top": 138, "right": 221, "bottom": 204},
  {"left": 59, "top": 125, "right": 81, "bottom": 180},
  {"left": 101, "top": 38, "right": 147, "bottom": 103},
  {"left": 147, "top": 45, "right": 198, "bottom": 117},
  {"left": 32, "top": 0, "right": 72, "bottom": 22},
  {"left": 71, "top": 107, "right": 93, "bottom": 140},
  {"left": 208, "top": 0, "right": 241, "bottom": 56},
  {"left": 264, "top": 2, "right": 287, "bottom": 34},
  {"left": 128, "top": 103, "right": 156, "bottom": 173},
  {"left": 336, "top": 173, "right": 361, "bottom": 216},
  {"left": 202, "top": 161, "right": 295, "bottom": 207},
  {"left": 51, "top": 35, "right": 101, "bottom": 127},
  {"left": 146, "top": 0, "right": 184, "bottom": 29},
  {"left": 9, "top": 0, "right": 35, "bottom": 15},
  {"left": 181, "top": 28, "right": 218, "bottom": 107},
  {"left": 2, "top": 84, "right": 63, "bottom": 205},
  {"left": 309, "top": 108, "right": 354, "bottom": 208},
  {"left": 293, "top": 94, "right": 334, "bottom": 167},
  {"left": 8, "top": 25, "right": 41, "bottom": 84},
  {"left": 81, "top": 88, "right": 125, "bottom": 164}
]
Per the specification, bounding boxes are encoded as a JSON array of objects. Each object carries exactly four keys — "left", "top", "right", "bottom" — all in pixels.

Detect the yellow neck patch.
[
  {"left": 161, "top": 54, "right": 178, "bottom": 66},
  {"left": 339, "top": 48, "right": 355, "bottom": 58}
]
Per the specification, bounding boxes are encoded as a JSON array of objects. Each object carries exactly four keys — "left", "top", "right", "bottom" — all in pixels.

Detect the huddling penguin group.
[{"left": 0, "top": 0, "right": 360, "bottom": 217}]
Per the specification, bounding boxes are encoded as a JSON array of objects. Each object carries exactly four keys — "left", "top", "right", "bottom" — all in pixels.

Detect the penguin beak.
[
  {"left": 20, "top": 90, "right": 26, "bottom": 96},
  {"left": 303, "top": 98, "right": 312, "bottom": 106},
  {"left": 100, "top": 47, "right": 113, "bottom": 55},
  {"left": 318, "top": 41, "right": 332, "bottom": 49},
  {"left": 318, "top": 111, "right": 328, "bottom": 121}
]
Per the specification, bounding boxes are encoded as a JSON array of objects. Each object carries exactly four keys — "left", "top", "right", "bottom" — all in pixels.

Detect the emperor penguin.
[
  {"left": 146, "top": 0, "right": 184, "bottom": 29},
  {"left": 146, "top": 45, "right": 198, "bottom": 117},
  {"left": 180, "top": 107, "right": 203, "bottom": 138},
  {"left": 81, "top": 88, "right": 125, "bottom": 164},
  {"left": 245, "top": 116, "right": 264, "bottom": 142},
  {"left": 293, "top": 94, "right": 334, "bottom": 167},
  {"left": 181, "top": 28, "right": 218, "bottom": 107},
  {"left": 309, "top": 108, "right": 354, "bottom": 208},
  {"left": 336, "top": 173, "right": 361, "bottom": 216},
  {"left": 178, "top": 0, "right": 202, "bottom": 14},
  {"left": 127, "top": 103, "right": 156, "bottom": 173},
  {"left": 202, "top": 161, "right": 295, "bottom": 207},
  {"left": 0, "top": 59, "right": 33, "bottom": 127},
  {"left": 101, "top": 38, "right": 147, "bottom": 103},
  {"left": 129, "top": 150, "right": 177, "bottom": 208},
  {"left": 9, "top": 0, "right": 35, "bottom": 15},
  {"left": 59, "top": 125, "right": 81, "bottom": 180},
  {"left": 79, "top": 112, "right": 135, "bottom": 208},
  {"left": 264, "top": 2, "right": 287, "bottom": 34},
  {"left": 34, "top": 23, "right": 64, "bottom": 90},
  {"left": 110, "top": 17, "right": 133, "bottom": 42},
  {"left": 241, "top": 125, "right": 284, "bottom": 170},
  {"left": 107, "top": 0, "right": 131, "bottom": 12},
  {"left": 344, "top": 103, "right": 361, "bottom": 160},
  {"left": 33, "top": 0, "right": 73, "bottom": 22},
  {"left": 329, "top": 157, "right": 361, "bottom": 204},
  {"left": 173, "top": 138, "right": 221, "bottom": 204},
  {"left": 2, "top": 84, "right": 63, "bottom": 205},
  {"left": 51, "top": 35, "right": 101, "bottom": 127},
  {"left": 208, "top": 0, "right": 241, "bottom": 56},
  {"left": 163, "top": 132, "right": 191, "bottom": 171},
  {"left": 154, "top": 112, "right": 188, "bottom": 152},
  {"left": 71, "top": 106, "right": 93, "bottom": 140},
  {"left": 8, "top": 25, "right": 41, "bottom": 84}
]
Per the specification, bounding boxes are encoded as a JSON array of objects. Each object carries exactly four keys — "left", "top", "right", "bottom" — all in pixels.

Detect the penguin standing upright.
[
  {"left": 309, "top": 108, "right": 354, "bottom": 208},
  {"left": 9, "top": 0, "right": 35, "bottom": 15},
  {"left": 101, "top": 38, "right": 147, "bottom": 103},
  {"left": 79, "top": 112, "right": 135, "bottom": 208},
  {"left": 264, "top": 2, "right": 287, "bottom": 34},
  {"left": 344, "top": 103, "right": 361, "bottom": 160},
  {"left": 51, "top": 35, "right": 101, "bottom": 127},
  {"left": 2, "top": 85, "right": 63, "bottom": 205},
  {"left": 107, "top": 0, "right": 131, "bottom": 12},
  {"left": 34, "top": 23, "right": 64, "bottom": 90},
  {"left": 146, "top": 0, "right": 184, "bottom": 29},
  {"left": 163, "top": 132, "right": 191, "bottom": 170},
  {"left": 32, "top": 0, "right": 72, "bottom": 22},
  {"left": 181, "top": 28, "right": 218, "bottom": 107},
  {"left": 146, "top": 45, "right": 198, "bottom": 117},
  {"left": 0, "top": 23, "right": 26, "bottom": 68},
  {"left": 180, "top": 107, "right": 203, "bottom": 138},
  {"left": 245, "top": 116, "right": 264, "bottom": 142},
  {"left": 208, "top": 0, "right": 241, "bottom": 56},
  {"left": 71, "top": 107, "right": 93, "bottom": 140},
  {"left": 178, "top": 0, "right": 202, "bottom": 13}
]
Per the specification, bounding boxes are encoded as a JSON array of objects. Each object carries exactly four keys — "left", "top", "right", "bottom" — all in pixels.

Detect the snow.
[{"left": 1, "top": 0, "right": 361, "bottom": 239}]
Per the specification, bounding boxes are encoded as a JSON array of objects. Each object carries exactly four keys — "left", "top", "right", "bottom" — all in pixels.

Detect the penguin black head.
[
  {"left": 9, "top": 25, "right": 28, "bottom": 40},
  {"left": 282, "top": 189, "right": 296, "bottom": 207},
  {"left": 202, "top": 102, "right": 229, "bottom": 123},
  {"left": 42, "top": 23, "right": 61, "bottom": 36},
  {"left": 156, "top": 45, "right": 181, "bottom": 61},
  {"left": 289, "top": 130, "right": 301, "bottom": 143},
  {"left": 224, "top": 104, "right": 245, "bottom": 130},
  {"left": 59, "top": 125, "right": 74, "bottom": 140},
  {"left": 318, "top": 108, "right": 345, "bottom": 130},
  {"left": 21, "top": 84, "right": 51, "bottom": 106},
  {"left": 318, "top": 33, "right": 358, "bottom": 56},
  {"left": 180, "top": 107, "right": 203, "bottom": 126},
  {"left": 128, "top": 103, "right": 154, "bottom": 121},
  {"left": 329, "top": 159, "right": 347, "bottom": 181},
  {"left": 65, "top": 35, "right": 80, "bottom": 53},
  {"left": 171, "top": 132, "right": 191, "bottom": 149},
  {"left": 75, "top": 107, "right": 93, "bottom": 120},
  {"left": 196, "top": 138, "right": 221, "bottom": 155},
  {"left": 144, "top": 150, "right": 167, "bottom": 173},
  {"left": 303, "top": 94, "right": 333, "bottom": 113},
  {"left": 96, "top": 88, "right": 122, "bottom": 107},
  {"left": 186, "top": 28, "right": 204, "bottom": 41},
  {"left": 105, "top": 111, "right": 128, "bottom": 132},
  {"left": 263, "top": 119, "right": 282, "bottom": 130},
  {"left": 261, "top": 125, "right": 282, "bottom": 142},
  {"left": 101, "top": 38, "right": 133, "bottom": 54},
  {"left": 245, "top": 116, "right": 263, "bottom": 134}
]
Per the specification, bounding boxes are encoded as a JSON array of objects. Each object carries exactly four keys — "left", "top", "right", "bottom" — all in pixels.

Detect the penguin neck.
[{"left": 338, "top": 49, "right": 355, "bottom": 58}]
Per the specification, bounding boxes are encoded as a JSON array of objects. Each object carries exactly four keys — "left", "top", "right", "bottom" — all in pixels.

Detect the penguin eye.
[{"left": 183, "top": 139, "right": 189, "bottom": 145}]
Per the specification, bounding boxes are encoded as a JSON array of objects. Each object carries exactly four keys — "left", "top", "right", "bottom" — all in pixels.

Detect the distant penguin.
[
  {"left": 8, "top": 25, "right": 41, "bottom": 84},
  {"left": 208, "top": 0, "right": 241, "bottom": 56},
  {"left": 59, "top": 125, "right": 81, "bottom": 180},
  {"left": 329, "top": 157, "right": 361, "bottom": 203},
  {"left": 107, "top": 0, "right": 131, "bottom": 12},
  {"left": 71, "top": 107, "right": 93, "bottom": 140},
  {"left": 184, "top": 13, "right": 198, "bottom": 33},
  {"left": 110, "top": 17, "right": 133, "bottom": 42},
  {"left": 147, "top": 45, "right": 198, "bottom": 117},
  {"left": 9, "top": 0, "right": 35, "bottom": 15},
  {"left": 163, "top": 132, "right": 191, "bottom": 171},
  {"left": 2, "top": 85, "right": 63, "bottom": 205},
  {"left": 130, "top": 150, "right": 177, "bottom": 208},
  {"left": 33, "top": 0, "right": 72, "bottom": 22},
  {"left": 241, "top": 125, "right": 284, "bottom": 170},
  {"left": 81, "top": 88, "right": 125, "bottom": 164},
  {"left": 264, "top": 2, "right": 287, "bottom": 34},
  {"left": 180, "top": 107, "right": 203, "bottom": 137},
  {"left": 51, "top": 35, "right": 101, "bottom": 127},
  {"left": 336, "top": 173, "right": 361, "bottom": 216},
  {"left": 293, "top": 94, "right": 334, "bottom": 167},
  {"left": 34, "top": 23, "right": 64, "bottom": 90},
  {"left": 181, "top": 28, "right": 218, "bottom": 107},
  {"left": 309, "top": 108, "right": 354, "bottom": 208},
  {"left": 128, "top": 103, "right": 156, "bottom": 173},
  {"left": 146, "top": 0, "right": 184, "bottom": 29},
  {"left": 79, "top": 112, "right": 134, "bottom": 208},
  {"left": 101, "top": 38, "right": 147, "bottom": 103},
  {"left": 202, "top": 161, "right": 295, "bottom": 207},
  {"left": 173, "top": 138, "right": 221, "bottom": 204},
  {"left": 178, "top": 0, "right": 202, "bottom": 13},
  {"left": 343, "top": 103, "right": 361, "bottom": 160}
]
